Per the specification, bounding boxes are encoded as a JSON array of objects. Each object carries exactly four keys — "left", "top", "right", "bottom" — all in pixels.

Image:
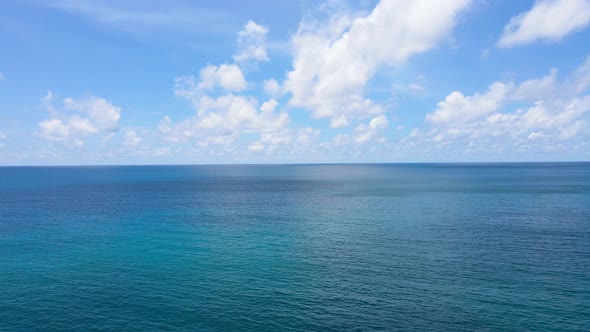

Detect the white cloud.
[
  {"left": 248, "top": 141, "right": 265, "bottom": 152},
  {"left": 170, "top": 55, "right": 290, "bottom": 149},
  {"left": 41, "top": 91, "right": 58, "bottom": 116},
  {"left": 354, "top": 115, "right": 389, "bottom": 144},
  {"left": 426, "top": 67, "right": 576, "bottom": 126},
  {"left": 331, "top": 115, "right": 390, "bottom": 146},
  {"left": 0, "top": 72, "right": 4, "bottom": 81},
  {"left": 498, "top": 0, "right": 590, "bottom": 47},
  {"left": 234, "top": 20, "right": 269, "bottom": 63},
  {"left": 68, "top": 115, "right": 98, "bottom": 134},
  {"left": 415, "top": 56, "right": 590, "bottom": 155},
  {"left": 248, "top": 127, "right": 321, "bottom": 153},
  {"left": 521, "top": 98, "right": 590, "bottom": 131},
  {"left": 38, "top": 95, "right": 121, "bottom": 145},
  {"left": 260, "top": 98, "right": 278, "bottom": 113},
  {"left": 257, "top": 131, "right": 292, "bottom": 147},
  {"left": 511, "top": 69, "right": 557, "bottom": 100},
  {"left": 63, "top": 97, "right": 120, "bottom": 131},
  {"left": 162, "top": 93, "right": 288, "bottom": 146},
  {"left": 123, "top": 129, "right": 143, "bottom": 146},
  {"left": 295, "top": 127, "right": 321, "bottom": 144},
  {"left": 41, "top": 91, "right": 54, "bottom": 103},
  {"left": 186, "top": 64, "right": 247, "bottom": 92},
  {"left": 426, "top": 82, "right": 509, "bottom": 124},
  {"left": 199, "top": 95, "right": 287, "bottom": 131},
  {"left": 174, "top": 65, "right": 247, "bottom": 106},
  {"left": 39, "top": 119, "right": 76, "bottom": 143},
  {"left": 528, "top": 132, "right": 545, "bottom": 140},
  {"left": 262, "top": 78, "right": 281, "bottom": 97},
  {"left": 284, "top": 0, "right": 471, "bottom": 127}
]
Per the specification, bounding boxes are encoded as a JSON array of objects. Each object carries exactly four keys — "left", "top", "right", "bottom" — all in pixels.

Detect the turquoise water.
[{"left": 1, "top": 163, "right": 589, "bottom": 331}]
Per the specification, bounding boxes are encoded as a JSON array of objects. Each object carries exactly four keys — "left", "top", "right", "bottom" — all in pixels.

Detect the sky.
[{"left": 1, "top": 0, "right": 590, "bottom": 165}]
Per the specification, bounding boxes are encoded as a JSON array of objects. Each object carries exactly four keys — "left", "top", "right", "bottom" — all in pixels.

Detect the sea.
[{"left": 0, "top": 163, "right": 589, "bottom": 331}]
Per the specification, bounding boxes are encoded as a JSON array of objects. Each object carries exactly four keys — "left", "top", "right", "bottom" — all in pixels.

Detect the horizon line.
[{"left": 1, "top": 161, "right": 589, "bottom": 168}]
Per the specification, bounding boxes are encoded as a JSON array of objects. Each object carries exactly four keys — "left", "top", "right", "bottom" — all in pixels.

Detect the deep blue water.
[{"left": 0, "top": 163, "right": 589, "bottom": 331}]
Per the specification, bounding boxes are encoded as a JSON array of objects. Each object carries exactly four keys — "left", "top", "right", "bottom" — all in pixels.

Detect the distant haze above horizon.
[{"left": 1, "top": 0, "right": 590, "bottom": 165}]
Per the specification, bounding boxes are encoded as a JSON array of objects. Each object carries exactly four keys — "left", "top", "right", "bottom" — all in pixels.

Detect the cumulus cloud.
[
  {"left": 38, "top": 94, "right": 121, "bottom": 145},
  {"left": 426, "top": 67, "right": 572, "bottom": 126},
  {"left": 415, "top": 56, "right": 590, "bottom": 155},
  {"left": 331, "top": 115, "right": 390, "bottom": 146},
  {"left": 498, "top": 0, "right": 590, "bottom": 47},
  {"left": 199, "top": 95, "right": 287, "bottom": 132},
  {"left": 168, "top": 41, "right": 294, "bottom": 151},
  {"left": 174, "top": 64, "right": 247, "bottom": 108},
  {"left": 260, "top": 98, "right": 278, "bottom": 113},
  {"left": 63, "top": 97, "right": 120, "bottom": 131},
  {"left": 262, "top": 78, "right": 281, "bottom": 97},
  {"left": 165, "top": 6, "right": 408, "bottom": 159},
  {"left": 284, "top": 0, "right": 471, "bottom": 127},
  {"left": 162, "top": 93, "right": 288, "bottom": 146},
  {"left": 39, "top": 119, "right": 73, "bottom": 142},
  {"left": 427, "top": 82, "right": 509, "bottom": 125},
  {"left": 234, "top": 20, "right": 269, "bottom": 63},
  {"left": 190, "top": 64, "right": 247, "bottom": 92},
  {"left": 165, "top": 19, "right": 293, "bottom": 152},
  {"left": 353, "top": 115, "right": 389, "bottom": 144}
]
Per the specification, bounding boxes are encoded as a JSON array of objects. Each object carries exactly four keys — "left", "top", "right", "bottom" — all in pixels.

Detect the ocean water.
[{"left": 0, "top": 163, "right": 589, "bottom": 331}]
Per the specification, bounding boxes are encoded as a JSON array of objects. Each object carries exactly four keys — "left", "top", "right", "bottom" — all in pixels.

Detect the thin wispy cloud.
[{"left": 38, "top": 0, "right": 240, "bottom": 39}]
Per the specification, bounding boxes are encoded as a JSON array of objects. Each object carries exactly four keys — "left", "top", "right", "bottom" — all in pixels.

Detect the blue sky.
[{"left": 1, "top": 0, "right": 590, "bottom": 165}]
